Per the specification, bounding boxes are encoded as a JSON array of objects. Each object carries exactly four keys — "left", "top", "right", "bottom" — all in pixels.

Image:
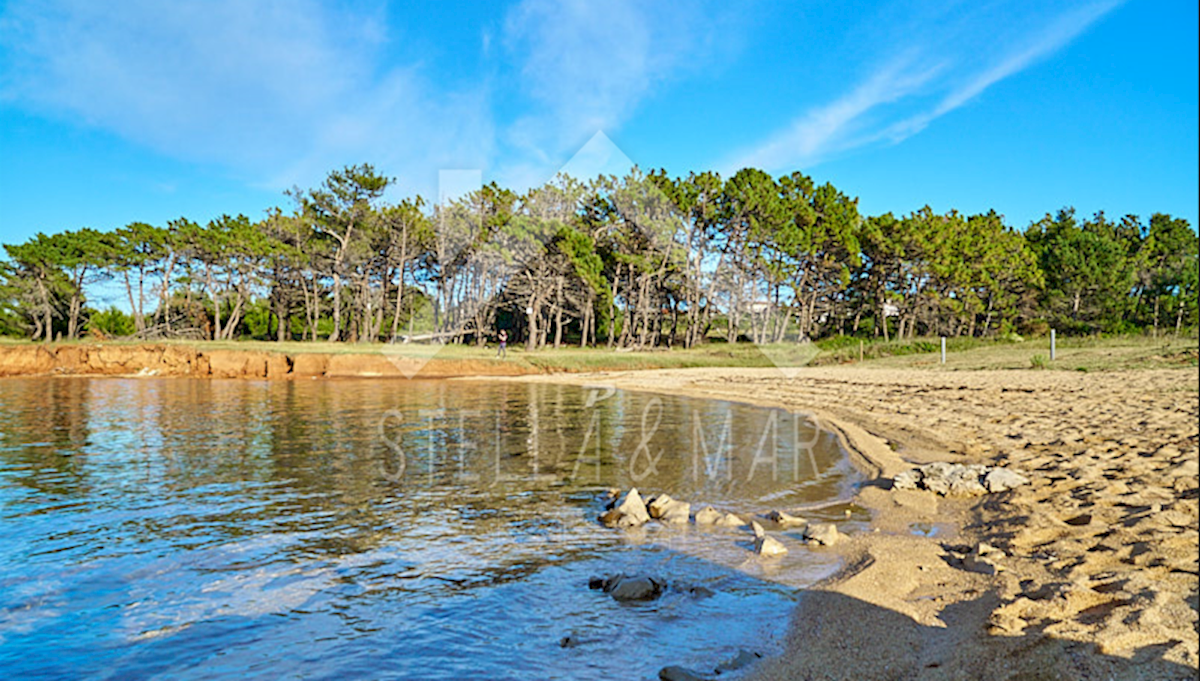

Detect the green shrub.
[{"left": 87, "top": 307, "right": 135, "bottom": 337}]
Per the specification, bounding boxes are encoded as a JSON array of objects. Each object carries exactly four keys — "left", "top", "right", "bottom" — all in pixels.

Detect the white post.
[
  {"left": 941, "top": 337, "right": 946, "bottom": 364},
  {"left": 1050, "top": 329, "right": 1056, "bottom": 361}
]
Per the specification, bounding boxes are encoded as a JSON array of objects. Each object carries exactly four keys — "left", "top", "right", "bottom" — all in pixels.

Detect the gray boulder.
[
  {"left": 895, "top": 462, "right": 1030, "bottom": 497},
  {"left": 591, "top": 573, "right": 665, "bottom": 602},
  {"left": 608, "top": 575, "right": 663, "bottom": 601},
  {"left": 920, "top": 462, "right": 956, "bottom": 495},
  {"left": 945, "top": 466, "right": 988, "bottom": 496},
  {"left": 891, "top": 468, "right": 923, "bottom": 491}
]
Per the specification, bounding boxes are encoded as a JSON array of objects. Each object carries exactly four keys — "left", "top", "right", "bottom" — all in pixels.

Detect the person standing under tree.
[{"left": 496, "top": 329, "right": 508, "bottom": 358}]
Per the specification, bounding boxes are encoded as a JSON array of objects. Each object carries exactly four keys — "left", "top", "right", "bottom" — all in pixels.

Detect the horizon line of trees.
[{"left": 2, "top": 163, "right": 1197, "bottom": 349}]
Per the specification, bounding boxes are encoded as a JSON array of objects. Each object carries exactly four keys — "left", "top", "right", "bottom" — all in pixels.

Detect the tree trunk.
[
  {"left": 553, "top": 277, "right": 564, "bottom": 349},
  {"left": 526, "top": 295, "right": 539, "bottom": 352},
  {"left": 1153, "top": 295, "right": 1160, "bottom": 338},
  {"left": 330, "top": 272, "right": 343, "bottom": 341},
  {"left": 391, "top": 228, "right": 409, "bottom": 341},
  {"left": 154, "top": 254, "right": 176, "bottom": 333},
  {"left": 124, "top": 272, "right": 146, "bottom": 334},
  {"left": 38, "top": 278, "right": 52, "bottom": 343},
  {"left": 607, "top": 264, "right": 620, "bottom": 349}
]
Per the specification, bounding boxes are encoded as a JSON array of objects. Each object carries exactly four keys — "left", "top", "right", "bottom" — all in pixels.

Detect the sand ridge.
[{"left": 506, "top": 366, "right": 1199, "bottom": 680}]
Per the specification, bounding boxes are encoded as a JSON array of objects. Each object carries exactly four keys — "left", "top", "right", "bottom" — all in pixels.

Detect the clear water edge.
[{"left": 0, "top": 377, "right": 868, "bottom": 680}]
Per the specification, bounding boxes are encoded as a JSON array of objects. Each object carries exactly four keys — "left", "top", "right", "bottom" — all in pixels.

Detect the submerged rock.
[
  {"left": 659, "top": 665, "right": 714, "bottom": 681},
  {"left": 659, "top": 649, "right": 763, "bottom": 680},
  {"left": 608, "top": 576, "right": 663, "bottom": 602},
  {"left": 803, "top": 523, "right": 841, "bottom": 546},
  {"left": 715, "top": 649, "right": 763, "bottom": 673},
  {"left": 763, "top": 509, "right": 807, "bottom": 527},
  {"left": 694, "top": 506, "right": 722, "bottom": 525},
  {"left": 716, "top": 512, "right": 746, "bottom": 528},
  {"left": 590, "top": 573, "right": 665, "bottom": 602},
  {"left": 598, "top": 508, "right": 623, "bottom": 527},
  {"left": 600, "top": 488, "right": 621, "bottom": 508}
]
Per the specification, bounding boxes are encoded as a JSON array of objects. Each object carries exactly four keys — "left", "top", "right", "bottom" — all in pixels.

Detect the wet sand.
[{"left": 508, "top": 366, "right": 1199, "bottom": 680}]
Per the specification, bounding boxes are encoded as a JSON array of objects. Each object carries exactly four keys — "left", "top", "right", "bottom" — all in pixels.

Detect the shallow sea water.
[{"left": 0, "top": 377, "right": 866, "bottom": 679}]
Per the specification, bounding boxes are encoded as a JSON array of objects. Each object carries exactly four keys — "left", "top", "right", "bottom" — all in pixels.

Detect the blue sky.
[{"left": 1, "top": 0, "right": 1196, "bottom": 247}]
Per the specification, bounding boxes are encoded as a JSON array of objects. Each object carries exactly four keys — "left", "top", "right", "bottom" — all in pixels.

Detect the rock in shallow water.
[
  {"left": 659, "top": 665, "right": 714, "bottom": 681},
  {"left": 598, "top": 508, "right": 623, "bottom": 527},
  {"left": 649, "top": 495, "right": 691, "bottom": 524},
  {"left": 694, "top": 506, "right": 722, "bottom": 525},
  {"left": 608, "top": 575, "right": 663, "bottom": 601},
  {"left": 716, "top": 512, "right": 746, "bottom": 528},
  {"left": 659, "top": 649, "right": 763, "bottom": 680},
  {"left": 599, "top": 488, "right": 652, "bottom": 527},
  {"left": 804, "top": 523, "right": 841, "bottom": 546},
  {"left": 715, "top": 648, "right": 764, "bottom": 673},
  {"left": 755, "top": 534, "right": 788, "bottom": 557},
  {"left": 751, "top": 520, "right": 766, "bottom": 539},
  {"left": 763, "top": 509, "right": 807, "bottom": 527},
  {"left": 590, "top": 573, "right": 665, "bottom": 602},
  {"left": 751, "top": 520, "right": 787, "bottom": 556}
]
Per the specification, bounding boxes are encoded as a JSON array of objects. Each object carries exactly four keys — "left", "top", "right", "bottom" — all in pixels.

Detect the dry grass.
[{"left": 4, "top": 333, "right": 1196, "bottom": 375}]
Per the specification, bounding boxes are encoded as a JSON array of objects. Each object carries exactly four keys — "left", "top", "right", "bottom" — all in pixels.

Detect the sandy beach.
[
  {"left": 4, "top": 342, "right": 1196, "bottom": 677},
  {"left": 511, "top": 366, "right": 1199, "bottom": 680}
]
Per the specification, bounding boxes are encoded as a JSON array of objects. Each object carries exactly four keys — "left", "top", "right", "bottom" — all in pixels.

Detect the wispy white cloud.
[
  {"left": 498, "top": 0, "right": 732, "bottom": 187},
  {"left": 728, "top": 54, "right": 946, "bottom": 173},
  {"left": 0, "top": 0, "right": 493, "bottom": 198},
  {"left": 729, "top": 0, "right": 1124, "bottom": 173},
  {"left": 0, "top": 0, "right": 735, "bottom": 200}
]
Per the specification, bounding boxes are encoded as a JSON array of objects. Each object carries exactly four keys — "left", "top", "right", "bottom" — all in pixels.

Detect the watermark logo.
[{"left": 375, "top": 385, "right": 833, "bottom": 496}]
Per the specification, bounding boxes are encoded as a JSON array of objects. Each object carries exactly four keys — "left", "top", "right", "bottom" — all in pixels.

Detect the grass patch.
[{"left": 3, "top": 332, "right": 1196, "bottom": 374}]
